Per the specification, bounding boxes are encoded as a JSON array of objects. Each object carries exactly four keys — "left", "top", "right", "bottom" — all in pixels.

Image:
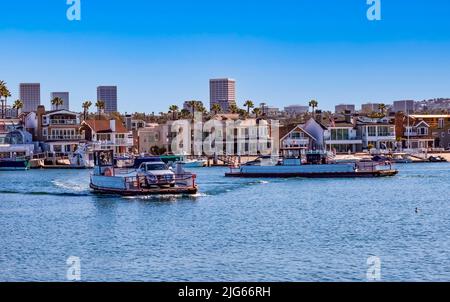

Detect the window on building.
[
  {"left": 331, "top": 129, "right": 350, "bottom": 140},
  {"left": 438, "top": 119, "right": 444, "bottom": 129},
  {"left": 367, "top": 126, "right": 377, "bottom": 137}
]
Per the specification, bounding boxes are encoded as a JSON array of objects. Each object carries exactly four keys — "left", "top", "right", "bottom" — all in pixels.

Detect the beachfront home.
[
  {"left": 323, "top": 119, "right": 363, "bottom": 153},
  {"left": 302, "top": 117, "right": 327, "bottom": 150},
  {"left": 35, "top": 106, "right": 85, "bottom": 153},
  {"left": 409, "top": 114, "right": 450, "bottom": 150},
  {"left": 356, "top": 116, "right": 396, "bottom": 151},
  {"left": 137, "top": 123, "right": 165, "bottom": 154},
  {"left": 280, "top": 125, "right": 316, "bottom": 150},
  {"left": 81, "top": 119, "right": 133, "bottom": 155}
]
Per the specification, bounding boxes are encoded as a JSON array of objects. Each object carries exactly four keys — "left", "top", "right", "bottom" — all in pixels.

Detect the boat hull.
[
  {"left": 90, "top": 183, "right": 199, "bottom": 196},
  {"left": 0, "top": 160, "right": 30, "bottom": 171},
  {"left": 225, "top": 170, "right": 399, "bottom": 178}
]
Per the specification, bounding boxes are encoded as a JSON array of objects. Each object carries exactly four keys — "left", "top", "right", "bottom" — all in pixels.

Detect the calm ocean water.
[{"left": 0, "top": 163, "right": 450, "bottom": 281}]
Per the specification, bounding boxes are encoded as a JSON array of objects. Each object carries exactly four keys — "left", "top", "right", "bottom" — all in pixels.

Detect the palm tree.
[
  {"left": 95, "top": 100, "right": 106, "bottom": 119},
  {"left": 253, "top": 108, "right": 262, "bottom": 118},
  {"left": 51, "top": 97, "right": 64, "bottom": 110},
  {"left": 244, "top": 100, "right": 254, "bottom": 115},
  {"left": 169, "top": 105, "right": 179, "bottom": 120},
  {"left": 187, "top": 100, "right": 198, "bottom": 117},
  {"left": 229, "top": 104, "right": 239, "bottom": 114},
  {"left": 211, "top": 103, "right": 222, "bottom": 115},
  {"left": 309, "top": 99, "right": 319, "bottom": 116},
  {"left": 12, "top": 99, "right": 24, "bottom": 117},
  {"left": 180, "top": 109, "right": 190, "bottom": 119},
  {"left": 378, "top": 103, "right": 387, "bottom": 116},
  {"left": 82, "top": 101, "right": 93, "bottom": 120},
  {"left": 0, "top": 81, "right": 11, "bottom": 119}
]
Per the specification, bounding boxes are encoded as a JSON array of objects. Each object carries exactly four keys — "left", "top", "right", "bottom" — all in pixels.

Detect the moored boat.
[
  {"left": 90, "top": 150, "right": 198, "bottom": 196},
  {"left": 225, "top": 148, "right": 398, "bottom": 178},
  {"left": 0, "top": 158, "right": 30, "bottom": 171}
]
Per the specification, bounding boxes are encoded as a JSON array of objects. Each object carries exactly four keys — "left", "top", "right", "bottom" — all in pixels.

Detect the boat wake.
[
  {"left": 52, "top": 179, "right": 89, "bottom": 192},
  {"left": 0, "top": 190, "right": 91, "bottom": 197}
]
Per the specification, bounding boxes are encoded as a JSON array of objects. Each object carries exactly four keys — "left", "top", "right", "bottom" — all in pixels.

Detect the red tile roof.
[{"left": 83, "top": 119, "right": 128, "bottom": 133}]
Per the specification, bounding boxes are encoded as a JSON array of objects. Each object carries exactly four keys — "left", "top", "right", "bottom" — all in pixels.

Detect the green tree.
[
  {"left": 12, "top": 99, "right": 24, "bottom": 117},
  {"left": 95, "top": 100, "right": 106, "bottom": 119},
  {"left": 0, "top": 81, "right": 11, "bottom": 119},
  {"left": 309, "top": 99, "right": 319, "bottom": 115},
  {"left": 229, "top": 104, "right": 239, "bottom": 114},
  {"left": 253, "top": 108, "right": 262, "bottom": 118},
  {"left": 244, "top": 100, "right": 254, "bottom": 115},
  {"left": 211, "top": 103, "right": 222, "bottom": 115},
  {"left": 82, "top": 101, "right": 93, "bottom": 120},
  {"left": 51, "top": 97, "right": 64, "bottom": 110},
  {"left": 169, "top": 105, "right": 179, "bottom": 120}
]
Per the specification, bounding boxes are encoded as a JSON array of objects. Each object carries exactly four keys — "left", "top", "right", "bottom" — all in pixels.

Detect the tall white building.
[
  {"left": 210, "top": 78, "right": 236, "bottom": 112},
  {"left": 97, "top": 86, "right": 118, "bottom": 113},
  {"left": 50, "top": 92, "right": 70, "bottom": 110},
  {"left": 20, "top": 83, "right": 41, "bottom": 113}
]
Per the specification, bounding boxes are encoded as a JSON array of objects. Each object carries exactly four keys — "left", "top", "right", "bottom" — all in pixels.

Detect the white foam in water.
[{"left": 52, "top": 179, "right": 89, "bottom": 192}]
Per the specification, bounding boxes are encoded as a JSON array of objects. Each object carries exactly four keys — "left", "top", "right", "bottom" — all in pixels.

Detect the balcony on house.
[
  {"left": 49, "top": 119, "right": 78, "bottom": 125},
  {"left": 43, "top": 134, "right": 84, "bottom": 141}
]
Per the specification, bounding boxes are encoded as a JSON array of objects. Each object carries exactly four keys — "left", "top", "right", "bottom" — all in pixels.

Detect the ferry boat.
[
  {"left": 225, "top": 148, "right": 398, "bottom": 178},
  {"left": 90, "top": 150, "right": 198, "bottom": 196}
]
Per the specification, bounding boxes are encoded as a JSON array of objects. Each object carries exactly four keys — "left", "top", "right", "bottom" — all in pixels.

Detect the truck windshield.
[{"left": 145, "top": 164, "right": 167, "bottom": 171}]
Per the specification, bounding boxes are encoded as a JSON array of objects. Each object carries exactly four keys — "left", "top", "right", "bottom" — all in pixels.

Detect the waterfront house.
[
  {"left": 280, "top": 124, "right": 316, "bottom": 150},
  {"left": 137, "top": 123, "right": 165, "bottom": 154},
  {"left": 35, "top": 106, "right": 85, "bottom": 153},
  {"left": 81, "top": 119, "right": 133, "bottom": 154},
  {"left": 396, "top": 114, "right": 436, "bottom": 150},
  {"left": 302, "top": 117, "right": 327, "bottom": 150},
  {"left": 323, "top": 115, "right": 363, "bottom": 153},
  {"left": 356, "top": 116, "right": 396, "bottom": 151},
  {"left": 409, "top": 114, "right": 450, "bottom": 150}
]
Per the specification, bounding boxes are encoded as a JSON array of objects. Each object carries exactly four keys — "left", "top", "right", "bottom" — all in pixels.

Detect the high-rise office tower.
[
  {"left": 209, "top": 78, "right": 236, "bottom": 112},
  {"left": 97, "top": 86, "right": 118, "bottom": 113},
  {"left": 20, "top": 83, "right": 41, "bottom": 112}
]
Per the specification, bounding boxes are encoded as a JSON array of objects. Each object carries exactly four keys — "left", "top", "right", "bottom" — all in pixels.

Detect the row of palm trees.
[
  {"left": 1, "top": 81, "right": 25, "bottom": 118},
  {"left": 166, "top": 99, "right": 271, "bottom": 120}
]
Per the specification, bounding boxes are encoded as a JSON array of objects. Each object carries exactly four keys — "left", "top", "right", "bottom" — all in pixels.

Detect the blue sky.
[{"left": 2, "top": 0, "right": 450, "bottom": 113}]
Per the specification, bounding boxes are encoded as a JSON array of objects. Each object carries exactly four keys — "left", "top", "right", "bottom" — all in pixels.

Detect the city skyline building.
[
  {"left": 97, "top": 86, "right": 118, "bottom": 113},
  {"left": 209, "top": 78, "right": 236, "bottom": 113},
  {"left": 393, "top": 100, "right": 416, "bottom": 113},
  {"left": 20, "top": 83, "right": 41, "bottom": 113},
  {"left": 335, "top": 104, "right": 356, "bottom": 114}
]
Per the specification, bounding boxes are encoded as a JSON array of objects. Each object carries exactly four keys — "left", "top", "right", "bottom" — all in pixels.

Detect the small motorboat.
[
  {"left": 391, "top": 153, "right": 413, "bottom": 164},
  {"left": 90, "top": 150, "right": 198, "bottom": 196},
  {"left": 428, "top": 156, "right": 448, "bottom": 163}
]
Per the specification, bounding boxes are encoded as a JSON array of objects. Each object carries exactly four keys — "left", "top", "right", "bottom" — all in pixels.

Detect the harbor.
[{"left": 1, "top": 162, "right": 450, "bottom": 281}]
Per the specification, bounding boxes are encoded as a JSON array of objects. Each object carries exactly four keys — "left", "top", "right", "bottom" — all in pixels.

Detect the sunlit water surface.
[{"left": 1, "top": 163, "right": 449, "bottom": 281}]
